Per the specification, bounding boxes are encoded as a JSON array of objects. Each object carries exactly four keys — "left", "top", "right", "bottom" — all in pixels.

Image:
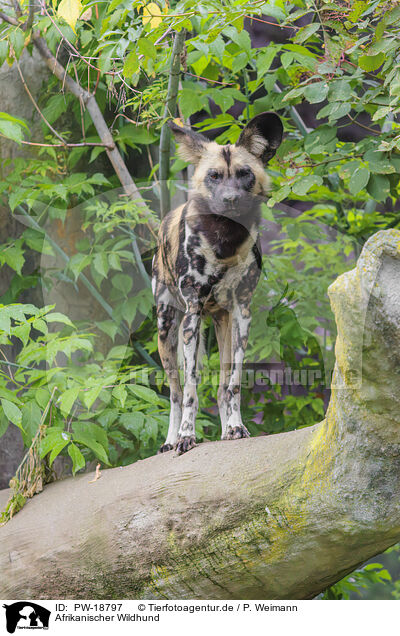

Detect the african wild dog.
[{"left": 152, "top": 112, "right": 283, "bottom": 455}]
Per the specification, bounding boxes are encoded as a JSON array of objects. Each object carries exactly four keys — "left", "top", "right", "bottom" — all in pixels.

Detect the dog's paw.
[
  {"left": 223, "top": 425, "right": 250, "bottom": 440},
  {"left": 157, "top": 443, "right": 174, "bottom": 454},
  {"left": 175, "top": 435, "right": 196, "bottom": 455}
]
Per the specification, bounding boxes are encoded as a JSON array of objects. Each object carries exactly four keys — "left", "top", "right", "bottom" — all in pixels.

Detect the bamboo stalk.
[{"left": 159, "top": 30, "right": 186, "bottom": 218}]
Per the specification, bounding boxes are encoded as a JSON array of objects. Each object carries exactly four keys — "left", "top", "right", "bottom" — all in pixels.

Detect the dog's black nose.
[{"left": 223, "top": 192, "right": 240, "bottom": 205}]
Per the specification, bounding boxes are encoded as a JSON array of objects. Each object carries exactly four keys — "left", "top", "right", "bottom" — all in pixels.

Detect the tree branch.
[
  {"left": 14, "top": 54, "right": 70, "bottom": 145},
  {"left": 1, "top": 229, "right": 400, "bottom": 599},
  {"left": 23, "top": 0, "right": 34, "bottom": 32}
]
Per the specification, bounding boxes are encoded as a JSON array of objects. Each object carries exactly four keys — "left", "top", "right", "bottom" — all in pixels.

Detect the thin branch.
[
  {"left": 13, "top": 55, "right": 68, "bottom": 145},
  {"left": 183, "top": 71, "right": 234, "bottom": 86},
  {"left": 0, "top": 10, "right": 19, "bottom": 25},
  {"left": 73, "top": 62, "right": 86, "bottom": 141},
  {"left": 0, "top": 136, "right": 112, "bottom": 148},
  {"left": 0, "top": 348, "right": 14, "bottom": 381},
  {"left": 347, "top": 113, "right": 380, "bottom": 135},
  {"left": 245, "top": 15, "right": 301, "bottom": 30},
  {"left": 159, "top": 29, "right": 186, "bottom": 218},
  {"left": 23, "top": 0, "right": 34, "bottom": 31}
]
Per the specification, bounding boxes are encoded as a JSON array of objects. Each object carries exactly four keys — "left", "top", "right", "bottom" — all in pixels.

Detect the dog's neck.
[{"left": 186, "top": 193, "right": 261, "bottom": 259}]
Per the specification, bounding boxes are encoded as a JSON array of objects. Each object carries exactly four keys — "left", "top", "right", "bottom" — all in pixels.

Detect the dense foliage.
[{"left": 0, "top": 0, "right": 400, "bottom": 596}]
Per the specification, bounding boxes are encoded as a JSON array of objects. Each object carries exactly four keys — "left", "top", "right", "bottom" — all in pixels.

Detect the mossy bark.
[{"left": 1, "top": 230, "right": 400, "bottom": 600}]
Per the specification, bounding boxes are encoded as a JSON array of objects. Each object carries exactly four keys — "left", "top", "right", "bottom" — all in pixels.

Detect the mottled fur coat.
[{"left": 152, "top": 112, "right": 283, "bottom": 454}]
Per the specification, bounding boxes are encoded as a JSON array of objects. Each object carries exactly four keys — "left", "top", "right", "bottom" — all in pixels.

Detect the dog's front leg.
[
  {"left": 176, "top": 307, "right": 201, "bottom": 455},
  {"left": 222, "top": 302, "right": 251, "bottom": 440}
]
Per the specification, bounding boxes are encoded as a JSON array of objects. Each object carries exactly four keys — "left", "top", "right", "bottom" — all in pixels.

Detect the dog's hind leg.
[{"left": 156, "top": 296, "right": 183, "bottom": 453}]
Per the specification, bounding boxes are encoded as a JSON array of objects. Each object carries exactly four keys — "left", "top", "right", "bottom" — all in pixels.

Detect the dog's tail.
[{"left": 177, "top": 319, "right": 206, "bottom": 371}]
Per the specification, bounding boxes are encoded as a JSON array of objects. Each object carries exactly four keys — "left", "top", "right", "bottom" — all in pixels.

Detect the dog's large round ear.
[
  {"left": 236, "top": 112, "right": 283, "bottom": 165},
  {"left": 168, "top": 120, "right": 209, "bottom": 164}
]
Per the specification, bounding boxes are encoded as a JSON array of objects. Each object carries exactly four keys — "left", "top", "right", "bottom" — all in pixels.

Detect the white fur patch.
[
  {"left": 177, "top": 319, "right": 206, "bottom": 370},
  {"left": 248, "top": 132, "right": 269, "bottom": 158}
]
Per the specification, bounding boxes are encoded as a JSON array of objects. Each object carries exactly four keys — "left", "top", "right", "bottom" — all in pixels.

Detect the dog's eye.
[
  {"left": 237, "top": 167, "right": 252, "bottom": 178},
  {"left": 208, "top": 170, "right": 222, "bottom": 181}
]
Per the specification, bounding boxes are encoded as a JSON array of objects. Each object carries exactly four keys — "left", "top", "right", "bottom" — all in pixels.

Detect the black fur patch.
[{"left": 221, "top": 146, "right": 231, "bottom": 172}]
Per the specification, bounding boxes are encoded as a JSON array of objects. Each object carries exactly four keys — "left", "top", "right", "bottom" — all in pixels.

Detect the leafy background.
[{"left": 1, "top": 0, "right": 400, "bottom": 598}]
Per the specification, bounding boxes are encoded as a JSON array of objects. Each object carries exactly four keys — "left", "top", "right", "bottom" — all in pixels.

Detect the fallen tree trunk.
[{"left": 1, "top": 229, "right": 400, "bottom": 600}]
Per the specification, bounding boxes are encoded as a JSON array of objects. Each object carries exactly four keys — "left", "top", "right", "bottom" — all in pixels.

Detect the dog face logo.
[{"left": 3, "top": 602, "right": 50, "bottom": 633}]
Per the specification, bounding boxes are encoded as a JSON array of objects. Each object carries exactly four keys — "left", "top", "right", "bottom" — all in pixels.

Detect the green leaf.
[
  {"left": 348, "top": 1, "right": 366, "bottom": 22},
  {"left": 68, "top": 443, "right": 86, "bottom": 474},
  {"left": 59, "top": 387, "right": 80, "bottom": 416},
  {"left": 21, "top": 401, "right": 42, "bottom": 446},
  {"left": 349, "top": 167, "right": 370, "bottom": 195},
  {"left": 1, "top": 399, "right": 22, "bottom": 429},
  {"left": 281, "top": 52, "right": 294, "bottom": 70},
  {"left": 364, "top": 150, "right": 395, "bottom": 174},
  {"left": 1, "top": 245, "right": 25, "bottom": 274},
  {"left": 68, "top": 252, "right": 91, "bottom": 280},
  {"left": 127, "top": 383, "right": 162, "bottom": 404},
  {"left": 211, "top": 90, "right": 235, "bottom": 112},
  {"left": 0, "top": 119, "right": 26, "bottom": 144},
  {"left": 9, "top": 29, "right": 25, "bottom": 59},
  {"left": 138, "top": 38, "right": 157, "bottom": 60},
  {"left": 0, "top": 308, "right": 11, "bottom": 334},
  {"left": 329, "top": 79, "right": 352, "bottom": 102},
  {"left": 112, "top": 273, "right": 132, "bottom": 294},
  {"left": 72, "top": 430, "right": 110, "bottom": 465},
  {"left": 366, "top": 174, "right": 390, "bottom": 202},
  {"left": 13, "top": 322, "right": 30, "bottom": 347},
  {"left": 123, "top": 50, "right": 140, "bottom": 77},
  {"left": 49, "top": 439, "right": 70, "bottom": 465},
  {"left": 293, "top": 23, "right": 320, "bottom": 44},
  {"left": 231, "top": 51, "right": 249, "bottom": 74},
  {"left": 224, "top": 27, "right": 251, "bottom": 55},
  {"left": 142, "top": 417, "right": 158, "bottom": 443},
  {"left": 372, "top": 106, "right": 392, "bottom": 121},
  {"left": 286, "top": 224, "right": 300, "bottom": 241},
  {"left": 179, "top": 89, "right": 205, "bottom": 120},
  {"left": 72, "top": 422, "right": 108, "bottom": 449},
  {"left": 120, "top": 411, "right": 145, "bottom": 435},
  {"left": 108, "top": 252, "right": 122, "bottom": 271},
  {"left": 304, "top": 82, "right": 329, "bottom": 104},
  {"left": 40, "top": 428, "right": 68, "bottom": 458},
  {"left": 359, "top": 53, "right": 385, "bottom": 72},
  {"left": 46, "top": 312, "right": 74, "bottom": 327},
  {"left": 256, "top": 47, "right": 277, "bottom": 77},
  {"left": 82, "top": 385, "right": 103, "bottom": 410},
  {"left": 292, "top": 175, "right": 323, "bottom": 196},
  {"left": 112, "top": 385, "right": 127, "bottom": 408},
  {"left": 93, "top": 252, "right": 109, "bottom": 279},
  {"left": 117, "top": 125, "right": 157, "bottom": 146},
  {"left": 0, "top": 40, "right": 9, "bottom": 65},
  {"left": 317, "top": 101, "right": 350, "bottom": 122},
  {"left": 95, "top": 320, "right": 119, "bottom": 341},
  {"left": 0, "top": 412, "right": 9, "bottom": 438}
]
